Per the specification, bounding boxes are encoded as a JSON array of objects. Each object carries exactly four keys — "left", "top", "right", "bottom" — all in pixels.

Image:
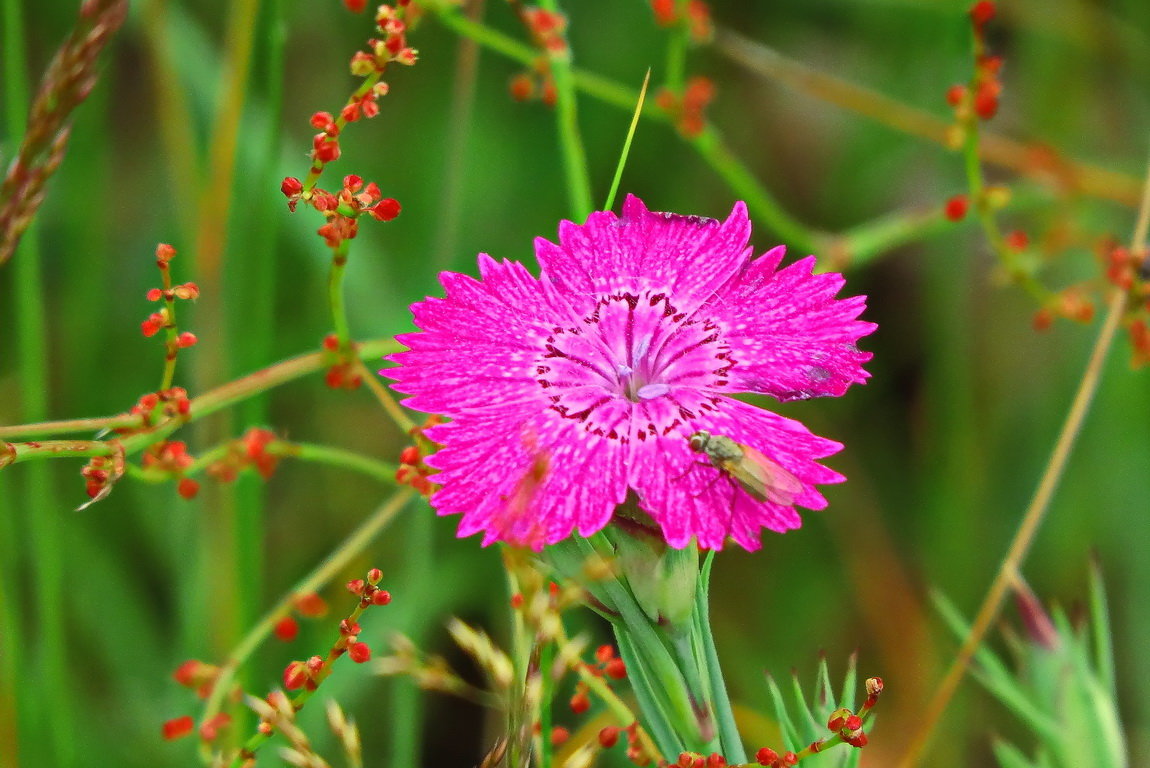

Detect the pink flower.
[{"left": 384, "top": 196, "right": 875, "bottom": 551}]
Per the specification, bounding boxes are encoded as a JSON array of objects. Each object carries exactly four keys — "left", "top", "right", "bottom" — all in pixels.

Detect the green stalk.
[
  {"left": 536, "top": 0, "right": 593, "bottom": 221},
  {"left": 663, "top": 0, "right": 689, "bottom": 93},
  {"left": 693, "top": 554, "right": 746, "bottom": 762},
  {"left": 329, "top": 238, "right": 353, "bottom": 350},
  {"left": 574, "top": 536, "right": 703, "bottom": 753},
  {"left": 690, "top": 125, "right": 819, "bottom": 253},
  {"left": 2, "top": 0, "right": 70, "bottom": 762},
  {"left": 538, "top": 639, "right": 555, "bottom": 768}
]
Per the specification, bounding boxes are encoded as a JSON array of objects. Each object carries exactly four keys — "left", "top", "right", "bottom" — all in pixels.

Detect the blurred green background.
[{"left": 1, "top": 0, "right": 1149, "bottom": 766}]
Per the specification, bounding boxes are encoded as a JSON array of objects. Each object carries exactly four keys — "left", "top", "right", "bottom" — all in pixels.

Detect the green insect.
[{"left": 688, "top": 430, "right": 802, "bottom": 506}]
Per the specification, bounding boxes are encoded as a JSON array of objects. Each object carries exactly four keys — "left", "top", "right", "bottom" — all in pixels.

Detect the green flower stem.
[
  {"left": 612, "top": 630, "right": 681, "bottom": 760},
  {"left": 127, "top": 440, "right": 397, "bottom": 486},
  {"left": 694, "top": 555, "right": 745, "bottom": 762},
  {"left": 663, "top": 0, "right": 689, "bottom": 93},
  {"left": 575, "top": 535, "right": 707, "bottom": 755},
  {"left": 689, "top": 125, "right": 820, "bottom": 254},
  {"left": 1, "top": 338, "right": 401, "bottom": 468},
  {"left": 0, "top": 414, "right": 142, "bottom": 440},
  {"left": 329, "top": 238, "right": 353, "bottom": 351},
  {"left": 532, "top": 0, "right": 593, "bottom": 220},
  {"left": 201, "top": 489, "right": 415, "bottom": 764},
  {"left": 538, "top": 639, "right": 555, "bottom": 768},
  {"left": 159, "top": 263, "right": 181, "bottom": 390}
]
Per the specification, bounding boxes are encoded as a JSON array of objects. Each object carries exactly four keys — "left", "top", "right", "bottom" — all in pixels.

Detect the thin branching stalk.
[
  {"left": 199, "top": 490, "right": 415, "bottom": 763},
  {"left": 1, "top": 339, "right": 401, "bottom": 467}
]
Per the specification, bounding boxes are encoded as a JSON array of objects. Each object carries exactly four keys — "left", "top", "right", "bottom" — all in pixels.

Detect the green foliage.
[
  {"left": 763, "top": 656, "right": 864, "bottom": 768},
  {"left": 933, "top": 567, "right": 1126, "bottom": 768}
]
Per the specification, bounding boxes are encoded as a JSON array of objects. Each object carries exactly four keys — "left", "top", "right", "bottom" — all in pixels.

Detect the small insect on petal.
[{"left": 688, "top": 430, "right": 802, "bottom": 505}]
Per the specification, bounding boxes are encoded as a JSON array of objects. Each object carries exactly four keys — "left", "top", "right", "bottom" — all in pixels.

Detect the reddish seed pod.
[
  {"left": 550, "top": 726, "right": 569, "bottom": 746},
  {"left": 294, "top": 591, "right": 327, "bottom": 617},
  {"left": 399, "top": 445, "right": 420, "bottom": 465},
  {"left": 199, "top": 713, "right": 231, "bottom": 741},
  {"left": 371, "top": 589, "right": 392, "bottom": 606},
  {"left": 281, "top": 176, "right": 303, "bottom": 197},
  {"left": 177, "top": 477, "right": 200, "bottom": 499},
  {"left": 569, "top": 691, "right": 590, "bottom": 714},
  {"left": 162, "top": 715, "right": 195, "bottom": 741},
  {"left": 348, "top": 641, "right": 372, "bottom": 663},
  {"left": 755, "top": 747, "right": 779, "bottom": 766},
  {"left": 367, "top": 567, "right": 383, "bottom": 584},
  {"left": 177, "top": 332, "right": 198, "bottom": 349},
  {"left": 1005, "top": 229, "right": 1029, "bottom": 251},
  {"left": 605, "top": 658, "right": 627, "bottom": 679},
  {"left": 944, "top": 194, "right": 968, "bottom": 221},
  {"left": 969, "top": 0, "right": 995, "bottom": 27},
  {"left": 274, "top": 615, "right": 299, "bottom": 642},
  {"left": 172, "top": 659, "right": 203, "bottom": 687},
  {"left": 599, "top": 726, "right": 619, "bottom": 748},
  {"left": 369, "top": 198, "right": 402, "bottom": 222},
  {"left": 155, "top": 243, "right": 176, "bottom": 263},
  {"left": 945, "top": 83, "right": 966, "bottom": 107},
  {"left": 283, "top": 660, "right": 309, "bottom": 690},
  {"left": 347, "top": 579, "right": 366, "bottom": 595},
  {"left": 973, "top": 86, "right": 998, "bottom": 120}
]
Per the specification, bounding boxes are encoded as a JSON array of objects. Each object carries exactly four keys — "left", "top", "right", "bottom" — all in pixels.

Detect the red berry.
[
  {"left": 274, "top": 616, "right": 299, "bottom": 642},
  {"left": 944, "top": 194, "right": 969, "bottom": 221},
  {"left": 599, "top": 727, "right": 619, "bottom": 748},
  {"left": 369, "top": 198, "right": 402, "bottom": 222},
  {"left": 281, "top": 176, "right": 303, "bottom": 197},
  {"left": 973, "top": 86, "right": 998, "bottom": 120},
  {"left": 177, "top": 477, "right": 200, "bottom": 499},
  {"left": 1005, "top": 229, "right": 1029, "bottom": 251},
  {"left": 969, "top": 0, "right": 995, "bottom": 27},
  {"left": 945, "top": 84, "right": 966, "bottom": 107},
  {"left": 162, "top": 715, "right": 195, "bottom": 740},
  {"left": 570, "top": 691, "right": 590, "bottom": 714},
  {"left": 348, "top": 641, "right": 372, "bottom": 663},
  {"left": 295, "top": 592, "right": 328, "bottom": 617}
]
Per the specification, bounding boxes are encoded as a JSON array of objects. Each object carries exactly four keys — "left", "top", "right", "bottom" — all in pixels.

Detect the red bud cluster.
[
  {"left": 207, "top": 427, "right": 281, "bottom": 483},
  {"left": 755, "top": 747, "right": 798, "bottom": 767},
  {"left": 650, "top": 0, "right": 713, "bottom": 42},
  {"left": 673, "top": 751, "right": 729, "bottom": 768},
  {"left": 171, "top": 659, "right": 221, "bottom": 699},
  {"left": 521, "top": 7, "right": 568, "bottom": 56},
  {"left": 656, "top": 76, "right": 715, "bottom": 138}
]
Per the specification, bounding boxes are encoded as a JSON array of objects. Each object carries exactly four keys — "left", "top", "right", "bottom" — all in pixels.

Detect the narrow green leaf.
[{"left": 603, "top": 69, "right": 650, "bottom": 213}]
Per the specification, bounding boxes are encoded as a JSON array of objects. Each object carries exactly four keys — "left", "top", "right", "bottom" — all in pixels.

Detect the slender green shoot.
[{"left": 603, "top": 69, "right": 651, "bottom": 213}]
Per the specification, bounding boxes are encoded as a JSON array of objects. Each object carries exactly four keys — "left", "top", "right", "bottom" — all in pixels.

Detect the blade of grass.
[
  {"left": 2, "top": 0, "right": 70, "bottom": 761},
  {"left": 602, "top": 69, "right": 650, "bottom": 213}
]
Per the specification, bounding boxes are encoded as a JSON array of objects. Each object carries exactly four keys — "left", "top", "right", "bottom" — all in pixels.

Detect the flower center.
[{"left": 534, "top": 290, "right": 732, "bottom": 440}]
